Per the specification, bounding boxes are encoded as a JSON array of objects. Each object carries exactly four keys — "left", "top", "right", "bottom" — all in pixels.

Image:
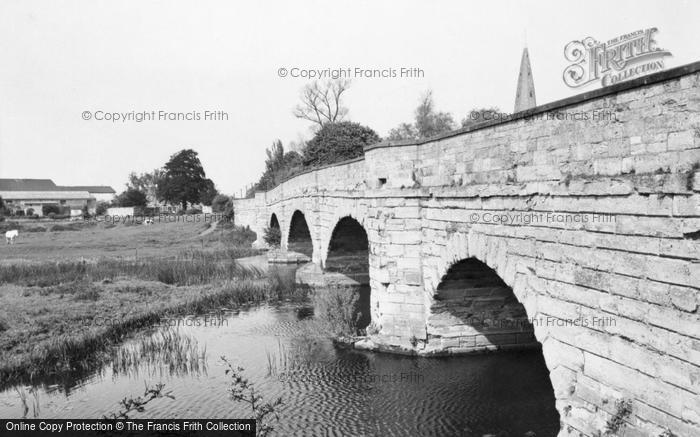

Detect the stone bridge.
[{"left": 233, "top": 62, "right": 700, "bottom": 436}]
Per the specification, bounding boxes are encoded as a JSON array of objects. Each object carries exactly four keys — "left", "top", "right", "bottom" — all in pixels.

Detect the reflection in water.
[{"left": 0, "top": 259, "right": 559, "bottom": 436}]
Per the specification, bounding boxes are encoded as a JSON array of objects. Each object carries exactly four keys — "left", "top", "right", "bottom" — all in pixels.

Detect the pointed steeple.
[{"left": 514, "top": 47, "right": 536, "bottom": 113}]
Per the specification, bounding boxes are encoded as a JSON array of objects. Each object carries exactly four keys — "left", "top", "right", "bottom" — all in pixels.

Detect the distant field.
[{"left": 0, "top": 218, "right": 250, "bottom": 262}]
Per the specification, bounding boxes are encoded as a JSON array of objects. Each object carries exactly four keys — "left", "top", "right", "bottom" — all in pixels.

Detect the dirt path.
[{"left": 199, "top": 220, "right": 219, "bottom": 236}]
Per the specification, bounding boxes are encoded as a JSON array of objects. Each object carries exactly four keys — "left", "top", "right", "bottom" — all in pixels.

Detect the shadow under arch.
[
  {"left": 428, "top": 256, "right": 560, "bottom": 434},
  {"left": 324, "top": 216, "right": 371, "bottom": 330},
  {"left": 287, "top": 210, "right": 313, "bottom": 258},
  {"left": 429, "top": 258, "right": 538, "bottom": 351}
]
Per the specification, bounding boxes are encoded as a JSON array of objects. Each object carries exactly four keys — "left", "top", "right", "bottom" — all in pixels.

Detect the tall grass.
[
  {"left": 0, "top": 254, "right": 265, "bottom": 287},
  {"left": 309, "top": 286, "right": 362, "bottom": 336},
  {"left": 111, "top": 328, "right": 207, "bottom": 378},
  {"left": 265, "top": 338, "right": 320, "bottom": 377}
]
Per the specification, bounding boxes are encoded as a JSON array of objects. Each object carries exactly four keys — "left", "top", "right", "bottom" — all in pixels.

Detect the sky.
[{"left": 1, "top": 0, "right": 699, "bottom": 196}]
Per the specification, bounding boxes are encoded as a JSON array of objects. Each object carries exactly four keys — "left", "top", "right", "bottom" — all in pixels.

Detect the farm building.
[{"left": 0, "top": 178, "right": 115, "bottom": 216}]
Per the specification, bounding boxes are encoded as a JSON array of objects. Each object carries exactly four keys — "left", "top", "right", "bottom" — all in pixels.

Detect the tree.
[
  {"left": 211, "top": 194, "right": 231, "bottom": 213},
  {"left": 293, "top": 79, "right": 350, "bottom": 129},
  {"left": 199, "top": 179, "right": 218, "bottom": 206},
  {"left": 157, "top": 149, "right": 210, "bottom": 210},
  {"left": 387, "top": 90, "right": 455, "bottom": 140},
  {"left": 387, "top": 123, "right": 418, "bottom": 141},
  {"left": 115, "top": 188, "right": 148, "bottom": 207},
  {"left": 127, "top": 169, "right": 165, "bottom": 204},
  {"left": 302, "top": 121, "right": 381, "bottom": 167},
  {"left": 461, "top": 107, "right": 502, "bottom": 129},
  {"left": 249, "top": 141, "right": 304, "bottom": 194},
  {"left": 127, "top": 169, "right": 164, "bottom": 192}
]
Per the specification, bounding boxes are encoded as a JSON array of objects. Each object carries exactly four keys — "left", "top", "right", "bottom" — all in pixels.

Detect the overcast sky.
[{"left": 1, "top": 0, "right": 698, "bottom": 196}]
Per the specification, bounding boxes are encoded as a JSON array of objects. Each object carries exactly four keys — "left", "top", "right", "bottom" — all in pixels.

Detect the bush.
[
  {"left": 186, "top": 208, "right": 202, "bottom": 215},
  {"left": 302, "top": 121, "right": 381, "bottom": 167},
  {"left": 0, "top": 221, "right": 19, "bottom": 232},
  {"left": 114, "top": 188, "right": 148, "bottom": 208},
  {"left": 47, "top": 212, "right": 56, "bottom": 219},
  {"left": 310, "top": 286, "right": 361, "bottom": 336},
  {"left": 211, "top": 194, "right": 230, "bottom": 213},
  {"left": 14, "top": 210, "right": 24, "bottom": 217},
  {"left": 42, "top": 204, "right": 61, "bottom": 216},
  {"left": 263, "top": 225, "right": 281, "bottom": 247},
  {"left": 26, "top": 208, "right": 34, "bottom": 216},
  {"left": 96, "top": 201, "right": 109, "bottom": 215}
]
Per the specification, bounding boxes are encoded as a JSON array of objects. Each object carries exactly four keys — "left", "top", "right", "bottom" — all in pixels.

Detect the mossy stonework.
[{"left": 234, "top": 63, "right": 700, "bottom": 436}]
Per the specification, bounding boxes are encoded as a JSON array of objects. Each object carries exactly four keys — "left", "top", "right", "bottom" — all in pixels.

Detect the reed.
[
  {"left": 111, "top": 328, "right": 207, "bottom": 378},
  {"left": 309, "top": 286, "right": 362, "bottom": 336}
]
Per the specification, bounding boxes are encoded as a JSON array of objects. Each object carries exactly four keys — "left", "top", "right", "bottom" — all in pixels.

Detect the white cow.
[{"left": 5, "top": 229, "right": 18, "bottom": 244}]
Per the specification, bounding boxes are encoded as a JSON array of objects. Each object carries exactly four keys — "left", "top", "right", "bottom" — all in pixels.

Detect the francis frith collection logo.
[{"left": 563, "top": 27, "right": 672, "bottom": 88}]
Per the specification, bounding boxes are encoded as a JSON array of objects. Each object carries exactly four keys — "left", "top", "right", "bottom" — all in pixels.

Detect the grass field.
[
  {"left": 0, "top": 217, "right": 253, "bottom": 261},
  {"left": 0, "top": 218, "right": 294, "bottom": 389}
]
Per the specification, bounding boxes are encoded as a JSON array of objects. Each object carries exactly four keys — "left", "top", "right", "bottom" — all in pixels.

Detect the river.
[{"left": 0, "top": 261, "right": 560, "bottom": 436}]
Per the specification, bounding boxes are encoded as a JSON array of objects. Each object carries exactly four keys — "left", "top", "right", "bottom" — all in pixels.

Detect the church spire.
[{"left": 514, "top": 47, "right": 536, "bottom": 112}]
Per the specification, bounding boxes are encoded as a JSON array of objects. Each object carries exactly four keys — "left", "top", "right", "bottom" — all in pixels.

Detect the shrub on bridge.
[{"left": 302, "top": 121, "right": 381, "bottom": 167}]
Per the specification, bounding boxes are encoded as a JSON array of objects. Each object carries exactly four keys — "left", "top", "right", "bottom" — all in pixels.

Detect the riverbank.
[{"left": 0, "top": 222, "right": 297, "bottom": 389}]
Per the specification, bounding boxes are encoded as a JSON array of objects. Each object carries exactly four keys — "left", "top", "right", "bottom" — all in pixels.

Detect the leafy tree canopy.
[
  {"left": 157, "top": 149, "right": 210, "bottom": 210},
  {"left": 302, "top": 121, "right": 380, "bottom": 167},
  {"left": 115, "top": 188, "right": 148, "bottom": 207},
  {"left": 388, "top": 90, "right": 454, "bottom": 141},
  {"left": 460, "top": 107, "right": 502, "bottom": 129},
  {"left": 249, "top": 140, "right": 304, "bottom": 195}
]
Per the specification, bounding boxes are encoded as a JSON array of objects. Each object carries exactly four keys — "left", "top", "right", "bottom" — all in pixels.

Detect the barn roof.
[
  {"left": 0, "top": 190, "right": 93, "bottom": 200},
  {"left": 58, "top": 186, "right": 116, "bottom": 194},
  {"left": 0, "top": 179, "right": 57, "bottom": 191},
  {"left": 0, "top": 179, "right": 115, "bottom": 194}
]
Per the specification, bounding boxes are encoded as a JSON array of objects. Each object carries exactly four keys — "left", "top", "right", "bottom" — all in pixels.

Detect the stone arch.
[
  {"left": 287, "top": 210, "right": 313, "bottom": 258},
  {"left": 427, "top": 230, "right": 575, "bottom": 436},
  {"left": 324, "top": 215, "right": 371, "bottom": 330},
  {"left": 427, "top": 257, "right": 538, "bottom": 352},
  {"left": 320, "top": 202, "right": 369, "bottom": 266}
]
